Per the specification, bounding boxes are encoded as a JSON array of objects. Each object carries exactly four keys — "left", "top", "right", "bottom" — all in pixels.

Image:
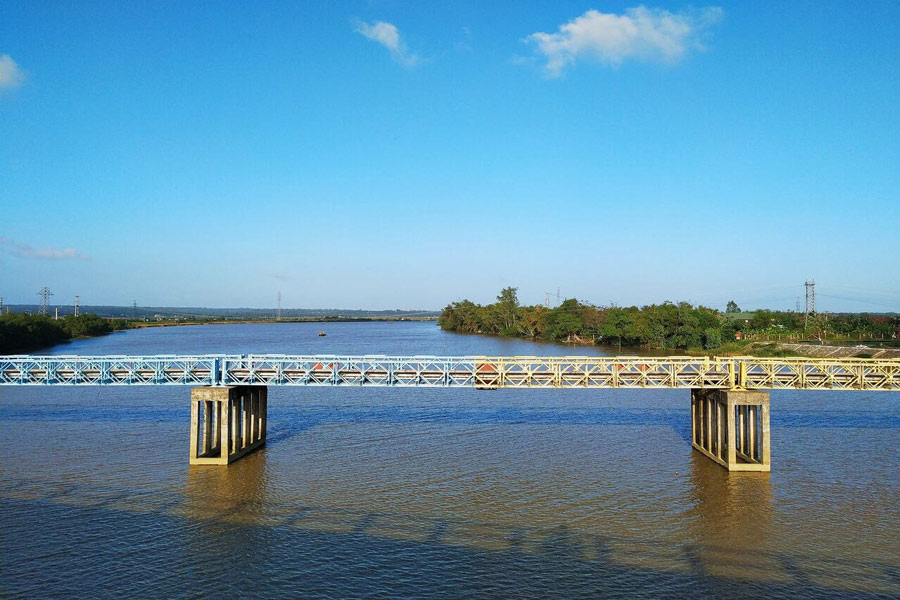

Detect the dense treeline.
[
  {"left": 439, "top": 288, "right": 898, "bottom": 351},
  {"left": 0, "top": 313, "right": 131, "bottom": 355}
]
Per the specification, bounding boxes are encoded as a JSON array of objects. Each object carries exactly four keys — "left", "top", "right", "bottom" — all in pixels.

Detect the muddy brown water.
[{"left": 1, "top": 322, "right": 898, "bottom": 598}]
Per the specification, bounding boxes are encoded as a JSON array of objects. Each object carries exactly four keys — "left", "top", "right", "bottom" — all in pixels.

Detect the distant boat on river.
[{"left": 318, "top": 331, "right": 326, "bottom": 337}]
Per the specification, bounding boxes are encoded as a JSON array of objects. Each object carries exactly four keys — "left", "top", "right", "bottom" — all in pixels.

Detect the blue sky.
[{"left": 1, "top": 1, "right": 898, "bottom": 312}]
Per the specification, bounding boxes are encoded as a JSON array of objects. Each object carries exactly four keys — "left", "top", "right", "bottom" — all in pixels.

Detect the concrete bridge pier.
[
  {"left": 190, "top": 386, "right": 267, "bottom": 465},
  {"left": 691, "top": 388, "right": 770, "bottom": 472}
]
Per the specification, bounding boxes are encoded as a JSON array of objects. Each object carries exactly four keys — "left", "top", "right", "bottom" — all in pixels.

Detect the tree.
[
  {"left": 438, "top": 289, "right": 900, "bottom": 350},
  {"left": 545, "top": 310, "right": 581, "bottom": 341},
  {"left": 752, "top": 309, "right": 774, "bottom": 331},
  {"left": 599, "top": 307, "right": 629, "bottom": 348},
  {"left": 517, "top": 305, "right": 545, "bottom": 338},
  {"left": 726, "top": 300, "right": 741, "bottom": 313},
  {"left": 62, "top": 314, "right": 112, "bottom": 338},
  {"left": 439, "top": 300, "right": 483, "bottom": 333},
  {"left": 704, "top": 328, "right": 722, "bottom": 349},
  {"left": 496, "top": 287, "right": 519, "bottom": 333}
]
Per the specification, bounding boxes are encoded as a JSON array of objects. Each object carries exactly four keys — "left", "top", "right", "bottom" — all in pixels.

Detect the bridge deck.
[{"left": 1, "top": 355, "right": 898, "bottom": 390}]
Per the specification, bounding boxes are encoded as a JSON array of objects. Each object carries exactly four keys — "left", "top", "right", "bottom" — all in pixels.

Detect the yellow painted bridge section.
[{"left": 463, "top": 356, "right": 900, "bottom": 391}]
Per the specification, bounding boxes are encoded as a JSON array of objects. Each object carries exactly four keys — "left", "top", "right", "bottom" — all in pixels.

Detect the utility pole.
[
  {"left": 37, "top": 287, "right": 53, "bottom": 316},
  {"left": 74, "top": 296, "right": 79, "bottom": 317},
  {"left": 804, "top": 280, "right": 816, "bottom": 329},
  {"left": 276, "top": 291, "right": 282, "bottom": 321}
]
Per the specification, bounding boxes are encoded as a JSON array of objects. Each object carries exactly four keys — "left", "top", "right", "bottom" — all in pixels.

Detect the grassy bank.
[{"left": 682, "top": 341, "right": 800, "bottom": 358}]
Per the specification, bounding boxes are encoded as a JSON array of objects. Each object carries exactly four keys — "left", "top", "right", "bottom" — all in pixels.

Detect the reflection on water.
[
  {"left": 686, "top": 457, "right": 779, "bottom": 583},
  {"left": 2, "top": 322, "right": 899, "bottom": 598}
]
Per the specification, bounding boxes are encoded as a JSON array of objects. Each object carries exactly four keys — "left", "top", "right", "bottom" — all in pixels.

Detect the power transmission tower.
[
  {"left": 544, "top": 288, "right": 562, "bottom": 308},
  {"left": 37, "top": 287, "right": 53, "bottom": 315},
  {"left": 276, "top": 291, "right": 282, "bottom": 321},
  {"left": 0, "top": 296, "right": 3, "bottom": 314},
  {"left": 804, "top": 280, "right": 816, "bottom": 329},
  {"left": 74, "top": 296, "right": 79, "bottom": 317},
  {"left": 133, "top": 300, "right": 137, "bottom": 319}
]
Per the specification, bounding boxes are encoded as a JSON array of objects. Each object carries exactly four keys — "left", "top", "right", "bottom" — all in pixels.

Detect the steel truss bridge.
[{"left": 1, "top": 355, "right": 898, "bottom": 391}]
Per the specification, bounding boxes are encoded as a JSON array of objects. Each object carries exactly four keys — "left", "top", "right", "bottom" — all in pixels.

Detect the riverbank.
[
  {"left": 439, "top": 288, "right": 899, "bottom": 359},
  {"left": 446, "top": 328, "right": 900, "bottom": 360},
  {"left": 766, "top": 342, "right": 900, "bottom": 359},
  {"left": 6, "top": 314, "right": 897, "bottom": 360},
  {"left": 1, "top": 314, "right": 439, "bottom": 354},
  {"left": 0, "top": 313, "right": 131, "bottom": 355}
]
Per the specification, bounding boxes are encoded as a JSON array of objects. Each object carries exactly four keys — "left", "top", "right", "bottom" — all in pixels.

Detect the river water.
[{"left": 1, "top": 321, "right": 898, "bottom": 599}]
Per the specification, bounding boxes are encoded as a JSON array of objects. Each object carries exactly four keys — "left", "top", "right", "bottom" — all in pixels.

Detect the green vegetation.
[
  {"left": 0, "top": 313, "right": 131, "bottom": 355},
  {"left": 439, "top": 288, "right": 899, "bottom": 353}
]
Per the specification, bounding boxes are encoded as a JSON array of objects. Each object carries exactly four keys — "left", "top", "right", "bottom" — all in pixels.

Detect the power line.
[
  {"left": 820, "top": 284, "right": 900, "bottom": 299},
  {"left": 817, "top": 293, "right": 900, "bottom": 311},
  {"left": 684, "top": 284, "right": 803, "bottom": 300},
  {"left": 819, "top": 287, "right": 900, "bottom": 305}
]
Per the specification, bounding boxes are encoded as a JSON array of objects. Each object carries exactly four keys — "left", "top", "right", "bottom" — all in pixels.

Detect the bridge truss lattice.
[{"left": 0, "top": 355, "right": 898, "bottom": 391}]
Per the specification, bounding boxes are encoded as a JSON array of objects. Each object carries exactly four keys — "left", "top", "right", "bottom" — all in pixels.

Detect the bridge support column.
[
  {"left": 190, "top": 386, "right": 267, "bottom": 465},
  {"left": 691, "top": 389, "right": 770, "bottom": 472}
]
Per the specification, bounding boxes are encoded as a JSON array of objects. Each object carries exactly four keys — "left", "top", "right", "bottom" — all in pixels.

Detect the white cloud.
[
  {"left": 0, "top": 237, "right": 90, "bottom": 260},
  {"left": 525, "top": 6, "right": 723, "bottom": 76},
  {"left": 456, "top": 26, "right": 474, "bottom": 53},
  {"left": 354, "top": 20, "right": 420, "bottom": 67},
  {"left": 0, "top": 54, "right": 25, "bottom": 89}
]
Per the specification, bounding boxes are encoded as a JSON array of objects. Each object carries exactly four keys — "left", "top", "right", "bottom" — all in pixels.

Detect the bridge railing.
[
  {"left": 224, "top": 355, "right": 482, "bottom": 387},
  {"left": 218, "top": 355, "right": 734, "bottom": 388},
  {"left": 0, "top": 354, "right": 898, "bottom": 390},
  {"left": 0, "top": 355, "right": 225, "bottom": 386},
  {"left": 736, "top": 357, "right": 900, "bottom": 390}
]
